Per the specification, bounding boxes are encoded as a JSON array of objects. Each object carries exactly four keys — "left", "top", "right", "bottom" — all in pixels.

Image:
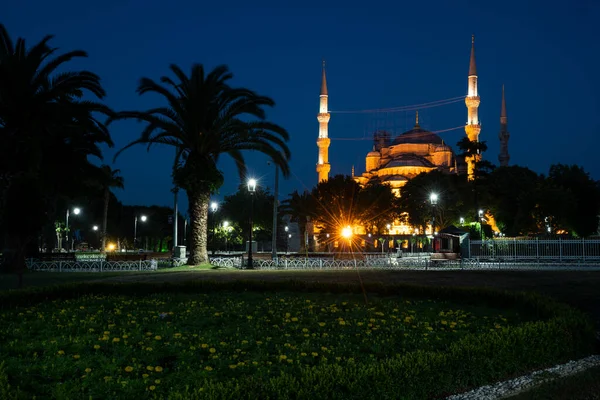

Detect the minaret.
[
  {"left": 316, "top": 61, "right": 331, "bottom": 182},
  {"left": 464, "top": 35, "right": 481, "bottom": 180},
  {"left": 498, "top": 85, "right": 510, "bottom": 167}
]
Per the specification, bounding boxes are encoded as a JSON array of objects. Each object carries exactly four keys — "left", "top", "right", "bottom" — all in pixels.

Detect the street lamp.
[
  {"left": 459, "top": 217, "right": 465, "bottom": 225},
  {"left": 93, "top": 225, "right": 98, "bottom": 231},
  {"left": 134, "top": 214, "right": 147, "bottom": 249},
  {"left": 342, "top": 226, "right": 352, "bottom": 252},
  {"left": 210, "top": 202, "right": 218, "bottom": 253},
  {"left": 247, "top": 178, "right": 257, "bottom": 269},
  {"left": 430, "top": 193, "right": 438, "bottom": 252},
  {"left": 65, "top": 207, "right": 81, "bottom": 252},
  {"left": 285, "top": 226, "right": 289, "bottom": 254},
  {"left": 223, "top": 221, "right": 229, "bottom": 252}
]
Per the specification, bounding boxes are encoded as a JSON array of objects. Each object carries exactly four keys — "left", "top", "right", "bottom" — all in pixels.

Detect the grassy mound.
[{"left": 0, "top": 280, "right": 595, "bottom": 399}]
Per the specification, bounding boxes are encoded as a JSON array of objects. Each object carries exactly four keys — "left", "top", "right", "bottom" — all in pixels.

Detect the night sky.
[{"left": 3, "top": 0, "right": 599, "bottom": 215}]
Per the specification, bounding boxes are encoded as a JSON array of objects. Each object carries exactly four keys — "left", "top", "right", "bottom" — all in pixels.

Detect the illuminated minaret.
[
  {"left": 464, "top": 35, "right": 481, "bottom": 180},
  {"left": 316, "top": 61, "right": 331, "bottom": 182},
  {"left": 498, "top": 85, "right": 510, "bottom": 167}
]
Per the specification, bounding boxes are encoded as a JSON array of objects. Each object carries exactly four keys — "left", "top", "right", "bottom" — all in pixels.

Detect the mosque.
[{"left": 314, "top": 36, "right": 510, "bottom": 245}]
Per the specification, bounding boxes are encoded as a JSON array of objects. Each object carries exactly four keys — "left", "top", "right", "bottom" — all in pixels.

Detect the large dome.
[{"left": 391, "top": 127, "right": 444, "bottom": 145}]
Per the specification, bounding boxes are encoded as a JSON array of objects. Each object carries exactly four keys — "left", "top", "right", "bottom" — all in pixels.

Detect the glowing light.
[
  {"left": 93, "top": 226, "right": 98, "bottom": 231},
  {"left": 341, "top": 226, "right": 352, "bottom": 239},
  {"left": 73, "top": 208, "right": 81, "bottom": 215},
  {"left": 459, "top": 217, "right": 465, "bottom": 224},
  {"left": 223, "top": 221, "right": 229, "bottom": 228},
  {"left": 141, "top": 215, "right": 147, "bottom": 222},
  {"left": 430, "top": 193, "right": 438, "bottom": 205},
  {"left": 211, "top": 202, "right": 218, "bottom": 212},
  {"left": 247, "top": 179, "right": 257, "bottom": 192},
  {"left": 107, "top": 243, "right": 116, "bottom": 251}
]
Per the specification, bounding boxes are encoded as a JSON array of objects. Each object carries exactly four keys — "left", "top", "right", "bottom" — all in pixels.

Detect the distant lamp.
[
  {"left": 210, "top": 202, "right": 218, "bottom": 213},
  {"left": 386, "top": 224, "right": 391, "bottom": 231},
  {"left": 73, "top": 207, "right": 81, "bottom": 215},
  {"left": 93, "top": 225, "right": 98, "bottom": 231},
  {"left": 342, "top": 226, "right": 352, "bottom": 239},
  {"left": 285, "top": 226, "right": 289, "bottom": 233},
  {"left": 547, "top": 226, "right": 551, "bottom": 233},
  {"left": 459, "top": 217, "right": 465, "bottom": 224},
  {"left": 430, "top": 193, "right": 438, "bottom": 206},
  {"left": 141, "top": 215, "right": 147, "bottom": 222},
  {"left": 107, "top": 243, "right": 116, "bottom": 251},
  {"left": 223, "top": 221, "right": 229, "bottom": 228},
  {"left": 478, "top": 209, "right": 483, "bottom": 217}
]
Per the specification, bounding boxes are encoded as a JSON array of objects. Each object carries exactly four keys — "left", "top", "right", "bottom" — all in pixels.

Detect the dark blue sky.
[{"left": 3, "top": 0, "right": 599, "bottom": 214}]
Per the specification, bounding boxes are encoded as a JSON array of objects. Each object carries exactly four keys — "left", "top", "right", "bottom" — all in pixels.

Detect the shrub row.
[{"left": 0, "top": 280, "right": 596, "bottom": 399}]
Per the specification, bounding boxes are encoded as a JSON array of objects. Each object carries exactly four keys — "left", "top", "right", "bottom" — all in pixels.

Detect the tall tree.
[
  {"left": 482, "top": 166, "right": 540, "bottom": 236},
  {"left": 111, "top": 64, "right": 290, "bottom": 265},
  {"left": 398, "top": 170, "right": 464, "bottom": 232},
  {"left": 0, "top": 24, "right": 113, "bottom": 277},
  {"left": 98, "top": 165, "right": 124, "bottom": 252},
  {"left": 543, "top": 164, "right": 600, "bottom": 237}
]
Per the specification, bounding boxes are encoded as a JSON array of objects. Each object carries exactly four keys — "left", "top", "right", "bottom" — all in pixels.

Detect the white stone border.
[{"left": 447, "top": 354, "right": 600, "bottom": 400}]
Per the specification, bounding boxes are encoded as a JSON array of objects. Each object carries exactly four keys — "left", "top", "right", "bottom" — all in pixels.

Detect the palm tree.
[
  {"left": 111, "top": 64, "right": 290, "bottom": 265},
  {"left": 0, "top": 24, "right": 113, "bottom": 278},
  {"left": 99, "top": 165, "right": 124, "bottom": 252}
]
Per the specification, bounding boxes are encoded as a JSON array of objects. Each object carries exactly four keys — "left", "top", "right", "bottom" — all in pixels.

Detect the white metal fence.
[
  {"left": 469, "top": 238, "right": 600, "bottom": 261},
  {"left": 26, "top": 259, "right": 158, "bottom": 272},
  {"left": 209, "top": 255, "right": 600, "bottom": 271}
]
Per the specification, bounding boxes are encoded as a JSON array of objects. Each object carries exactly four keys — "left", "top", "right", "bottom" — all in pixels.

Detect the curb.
[{"left": 446, "top": 354, "right": 600, "bottom": 400}]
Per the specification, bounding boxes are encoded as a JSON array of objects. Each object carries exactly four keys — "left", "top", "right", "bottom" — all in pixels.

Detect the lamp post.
[
  {"left": 430, "top": 193, "right": 438, "bottom": 253},
  {"left": 210, "top": 202, "right": 218, "bottom": 254},
  {"left": 183, "top": 215, "right": 188, "bottom": 246},
  {"left": 247, "top": 178, "right": 257, "bottom": 269},
  {"left": 459, "top": 217, "right": 465, "bottom": 225},
  {"left": 134, "top": 215, "right": 147, "bottom": 249},
  {"left": 65, "top": 207, "right": 81, "bottom": 252},
  {"left": 93, "top": 225, "right": 99, "bottom": 250},
  {"left": 285, "top": 226, "right": 289, "bottom": 254},
  {"left": 342, "top": 226, "right": 352, "bottom": 253},
  {"left": 223, "top": 221, "right": 229, "bottom": 252}
]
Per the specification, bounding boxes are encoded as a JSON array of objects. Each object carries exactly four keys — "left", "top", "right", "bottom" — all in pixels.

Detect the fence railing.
[
  {"left": 26, "top": 259, "right": 158, "bottom": 272},
  {"left": 209, "top": 256, "right": 600, "bottom": 271},
  {"left": 469, "top": 238, "right": 600, "bottom": 261}
]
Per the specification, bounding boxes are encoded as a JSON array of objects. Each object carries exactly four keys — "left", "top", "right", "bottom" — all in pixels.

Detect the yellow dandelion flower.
[
  {"left": 155, "top": 379, "right": 161, "bottom": 384},
  {"left": 312, "top": 352, "right": 318, "bottom": 357},
  {"left": 318, "top": 322, "right": 326, "bottom": 327},
  {"left": 145, "top": 347, "right": 153, "bottom": 351},
  {"left": 204, "top": 366, "right": 213, "bottom": 371},
  {"left": 122, "top": 335, "right": 128, "bottom": 339},
  {"left": 149, "top": 385, "right": 156, "bottom": 391},
  {"left": 112, "top": 338, "right": 120, "bottom": 342},
  {"left": 241, "top": 340, "right": 248, "bottom": 344},
  {"left": 146, "top": 366, "right": 154, "bottom": 371},
  {"left": 73, "top": 354, "right": 80, "bottom": 359},
  {"left": 57, "top": 350, "right": 65, "bottom": 355},
  {"left": 291, "top": 317, "right": 298, "bottom": 322},
  {"left": 229, "top": 364, "right": 237, "bottom": 369},
  {"left": 155, "top": 366, "right": 163, "bottom": 372},
  {"left": 201, "top": 344, "right": 209, "bottom": 348},
  {"left": 154, "top": 336, "right": 161, "bottom": 341},
  {"left": 209, "top": 348, "right": 216, "bottom": 353},
  {"left": 104, "top": 376, "right": 112, "bottom": 382},
  {"left": 142, "top": 373, "right": 149, "bottom": 378},
  {"left": 85, "top": 368, "right": 92, "bottom": 373},
  {"left": 125, "top": 366, "right": 134, "bottom": 372},
  {"left": 279, "top": 355, "right": 287, "bottom": 360}
]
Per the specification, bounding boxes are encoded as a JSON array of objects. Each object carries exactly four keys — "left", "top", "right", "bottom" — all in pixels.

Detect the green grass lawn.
[
  {"left": 0, "top": 264, "right": 217, "bottom": 291},
  {"left": 0, "top": 288, "right": 548, "bottom": 399}
]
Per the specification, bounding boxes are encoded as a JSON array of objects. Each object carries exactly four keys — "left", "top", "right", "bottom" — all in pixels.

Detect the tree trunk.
[
  {"left": 187, "top": 191, "right": 209, "bottom": 265},
  {"left": 101, "top": 188, "right": 109, "bottom": 253}
]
